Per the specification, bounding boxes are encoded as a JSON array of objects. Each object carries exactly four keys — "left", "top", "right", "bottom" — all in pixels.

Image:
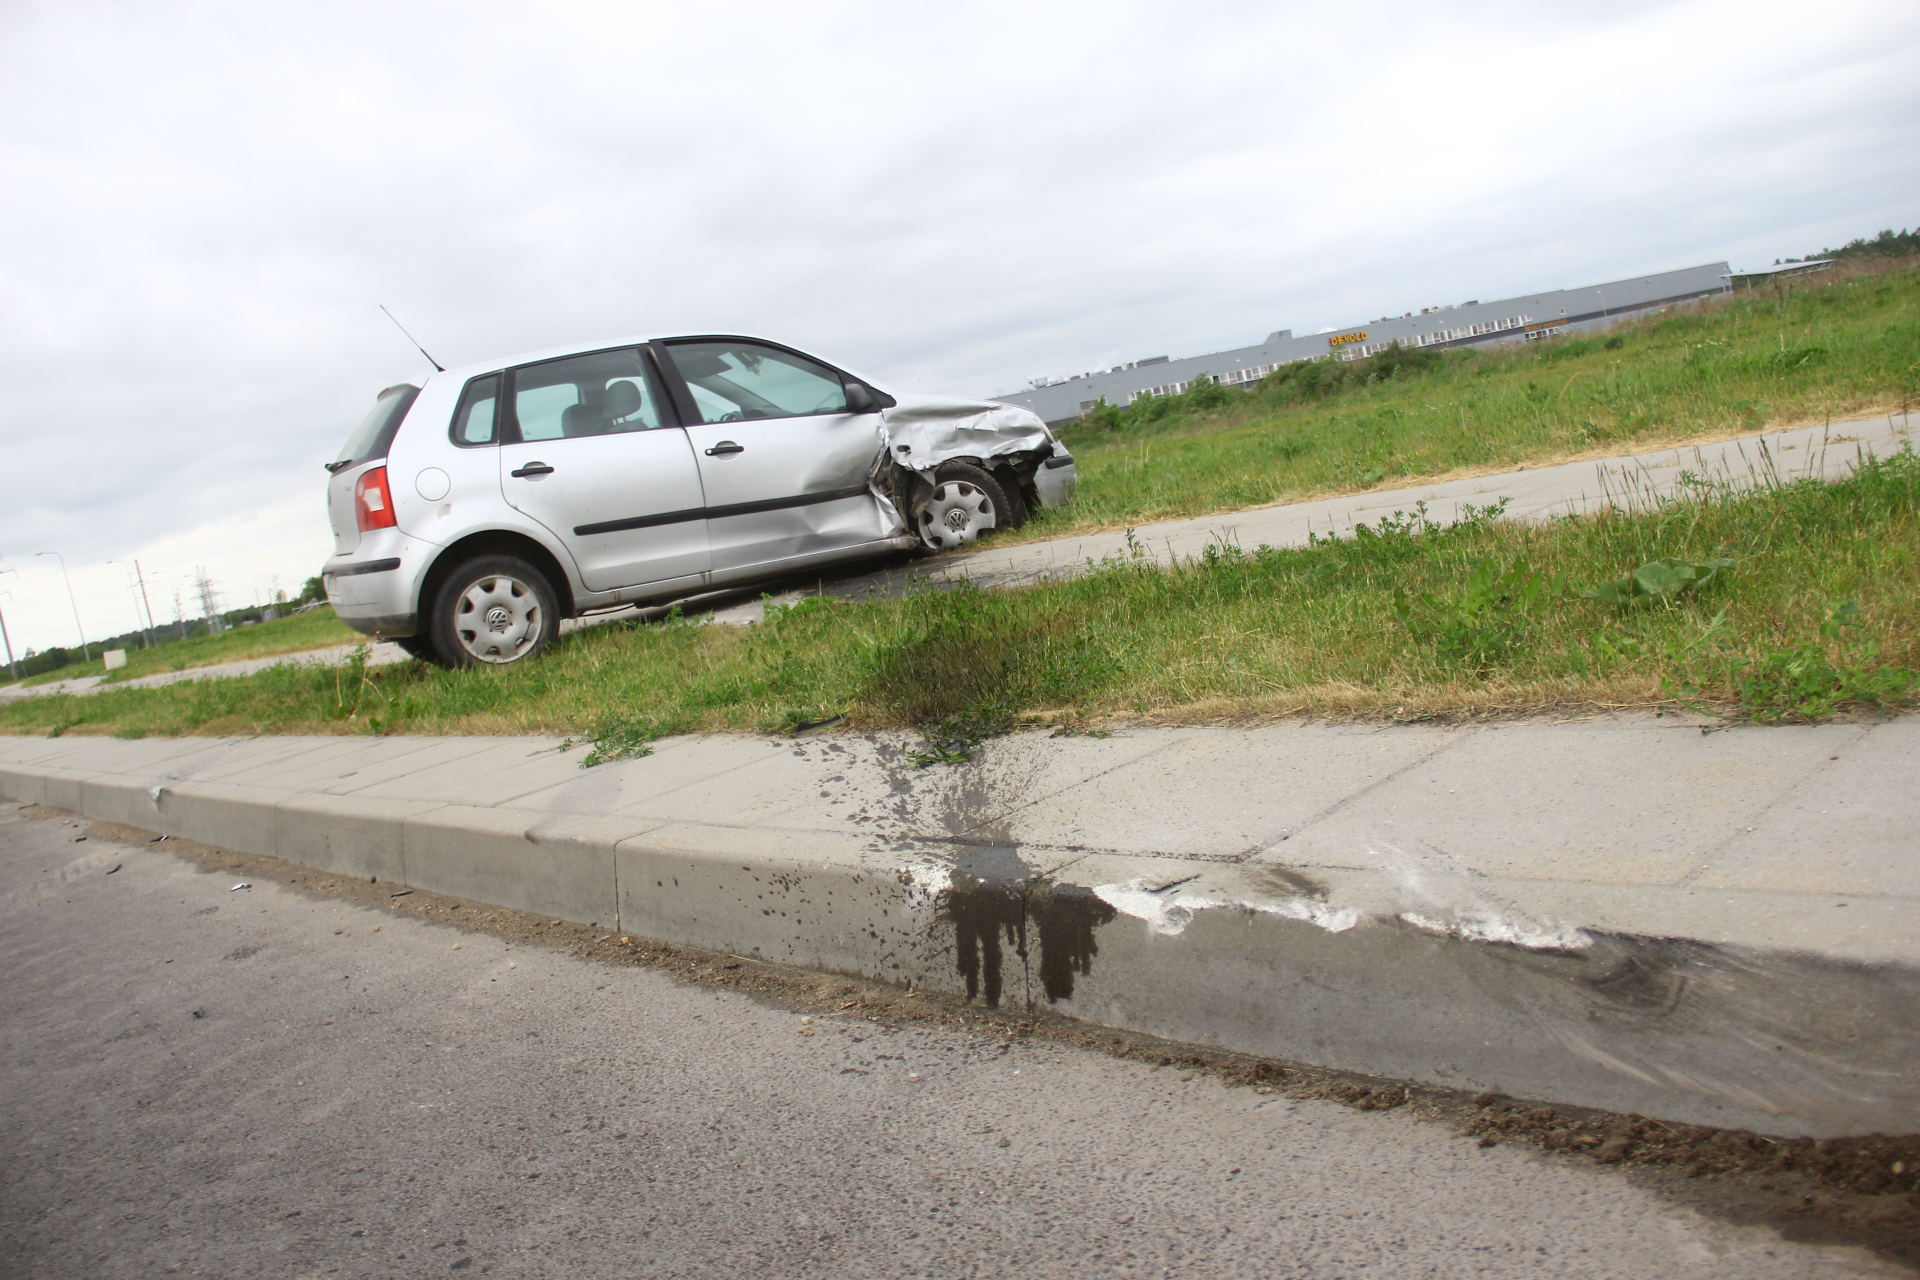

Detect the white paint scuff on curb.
[
  {"left": 1397, "top": 910, "right": 1593, "bottom": 953},
  {"left": 1092, "top": 878, "right": 1360, "bottom": 937}
]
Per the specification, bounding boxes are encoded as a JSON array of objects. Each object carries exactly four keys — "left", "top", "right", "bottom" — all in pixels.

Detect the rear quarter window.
[{"left": 451, "top": 374, "right": 501, "bottom": 446}]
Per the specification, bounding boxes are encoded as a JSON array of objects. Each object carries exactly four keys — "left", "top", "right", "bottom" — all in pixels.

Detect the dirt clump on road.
[{"left": 70, "top": 810, "right": 1920, "bottom": 1271}]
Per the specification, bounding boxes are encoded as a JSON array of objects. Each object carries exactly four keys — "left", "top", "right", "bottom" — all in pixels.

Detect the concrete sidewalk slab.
[
  {"left": 1692, "top": 718, "right": 1920, "bottom": 897},
  {"left": 3, "top": 715, "right": 1916, "bottom": 1139},
  {"left": 345, "top": 738, "right": 585, "bottom": 807},
  {"left": 1263, "top": 720, "right": 1872, "bottom": 884},
  {"left": 509, "top": 734, "right": 794, "bottom": 816},
  {"left": 977, "top": 724, "right": 1456, "bottom": 859},
  {"left": 233, "top": 736, "right": 461, "bottom": 794}
]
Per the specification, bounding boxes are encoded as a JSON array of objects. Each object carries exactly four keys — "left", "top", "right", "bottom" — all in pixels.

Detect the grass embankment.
[
  {"left": 1021, "top": 258, "right": 1920, "bottom": 540},
  {"left": 6, "top": 447, "right": 1916, "bottom": 745},
  {"left": 13, "top": 607, "right": 361, "bottom": 687}
]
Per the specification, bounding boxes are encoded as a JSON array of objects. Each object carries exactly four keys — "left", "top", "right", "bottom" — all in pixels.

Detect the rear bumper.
[{"left": 323, "top": 534, "right": 432, "bottom": 637}]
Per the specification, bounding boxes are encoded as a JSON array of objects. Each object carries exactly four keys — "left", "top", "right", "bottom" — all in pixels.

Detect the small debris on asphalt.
[
  {"left": 72, "top": 836, "right": 87, "bottom": 842},
  {"left": 190, "top": 1009, "right": 205, "bottom": 1019},
  {"left": 389, "top": 889, "right": 413, "bottom": 898},
  {"left": 147, "top": 835, "right": 169, "bottom": 843},
  {"left": 229, "top": 882, "right": 251, "bottom": 892},
  {"left": 105, "top": 864, "right": 121, "bottom": 875}
]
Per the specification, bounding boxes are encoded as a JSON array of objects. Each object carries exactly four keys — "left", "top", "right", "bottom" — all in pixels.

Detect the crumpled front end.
[
  {"left": 877, "top": 393, "right": 1076, "bottom": 512},
  {"left": 880, "top": 394, "right": 1055, "bottom": 473}
]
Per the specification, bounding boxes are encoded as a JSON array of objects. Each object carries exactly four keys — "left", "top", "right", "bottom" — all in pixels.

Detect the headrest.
[{"left": 605, "top": 379, "right": 643, "bottom": 421}]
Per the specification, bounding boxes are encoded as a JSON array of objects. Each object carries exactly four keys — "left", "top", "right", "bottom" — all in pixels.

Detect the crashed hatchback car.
[{"left": 322, "top": 334, "right": 1076, "bottom": 666}]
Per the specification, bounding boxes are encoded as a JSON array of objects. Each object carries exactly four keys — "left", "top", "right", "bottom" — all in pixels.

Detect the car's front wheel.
[
  {"left": 428, "top": 555, "right": 558, "bottom": 668},
  {"left": 915, "top": 462, "right": 1016, "bottom": 551}
]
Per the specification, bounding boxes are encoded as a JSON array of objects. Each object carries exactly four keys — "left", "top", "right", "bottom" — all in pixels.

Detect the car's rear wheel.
[
  {"left": 916, "top": 462, "right": 1016, "bottom": 551},
  {"left": 428, "top": 555, "right": 558, "bottom": 668}
]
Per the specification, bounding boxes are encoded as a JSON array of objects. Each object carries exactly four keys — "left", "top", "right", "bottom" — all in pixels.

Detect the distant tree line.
[
  {"left": 11, "top": 574, "right": 328, "bottom": 679},
  {"left": 1784, "top": 227, "right": 1919, "bottom": 263}
]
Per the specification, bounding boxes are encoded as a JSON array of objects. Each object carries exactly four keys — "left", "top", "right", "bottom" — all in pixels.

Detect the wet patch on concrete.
[{"left": 939, "top": 873, "right": 1117, "bottom": 1010}]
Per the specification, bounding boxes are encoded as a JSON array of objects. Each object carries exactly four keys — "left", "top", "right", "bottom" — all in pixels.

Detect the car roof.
[{"left": 425, "top": 332, "right": 793, "bottom": 386}]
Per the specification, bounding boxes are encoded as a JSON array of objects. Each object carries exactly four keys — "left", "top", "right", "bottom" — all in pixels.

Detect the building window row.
[{"left": 1339, "top": 314, "right": 1535, "bottom": 359}]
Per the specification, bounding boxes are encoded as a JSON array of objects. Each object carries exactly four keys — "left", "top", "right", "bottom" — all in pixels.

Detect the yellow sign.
[{"left": 1328, "top": 331, "right": 1368, "bottom": 347}]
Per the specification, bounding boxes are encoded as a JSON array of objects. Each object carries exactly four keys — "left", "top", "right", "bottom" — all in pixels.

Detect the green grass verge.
[
  {"left": 14, "top": 607, "right": 362, "bottom": 687},
  {"left": 6, "top": 447, "right": 1916, "bottom": 747},
  {"left": 1016, "top": 258, "right": 1920, "bottom": 541}
]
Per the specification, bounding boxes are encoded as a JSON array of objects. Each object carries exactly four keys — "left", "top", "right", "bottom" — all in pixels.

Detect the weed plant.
[{"left": 7, "top": 447, "right": 1916, "bottom": 746}]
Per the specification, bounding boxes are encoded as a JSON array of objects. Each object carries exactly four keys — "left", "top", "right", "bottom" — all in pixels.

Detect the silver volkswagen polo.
[{"left": 322, "top": 333, "right": 1076, "bottom": 666}]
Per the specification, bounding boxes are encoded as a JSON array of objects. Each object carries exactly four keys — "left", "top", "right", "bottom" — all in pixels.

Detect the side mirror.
[{"left": 844, "top": 382, "right": 877, "bottom": 414}]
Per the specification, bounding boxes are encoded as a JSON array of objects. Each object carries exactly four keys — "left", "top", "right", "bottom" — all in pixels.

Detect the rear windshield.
[{"left": 331, "top": 383, "right": 421, "bottom": 471}]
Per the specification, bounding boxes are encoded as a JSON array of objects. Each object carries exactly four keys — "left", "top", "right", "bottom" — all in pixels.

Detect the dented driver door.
[{"left": 658, "top": 339, "right": 900, "bottom": 574}]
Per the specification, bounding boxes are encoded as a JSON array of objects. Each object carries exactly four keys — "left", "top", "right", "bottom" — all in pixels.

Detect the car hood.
[{"left": 878, "top": 394, "right": 1055, "bottom": 472}]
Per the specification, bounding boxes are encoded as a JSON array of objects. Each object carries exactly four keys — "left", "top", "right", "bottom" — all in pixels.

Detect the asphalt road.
[{"left": 0, "top": 805, "right": 1901, "bottom": 1280}]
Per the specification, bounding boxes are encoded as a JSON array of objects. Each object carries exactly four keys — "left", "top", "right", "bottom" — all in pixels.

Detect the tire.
[
  {"left": 428, "top": 554, "right": 559, "bottom": 668},
  {"left": 392, "top": 634, "right": 436, "bottom": 663},
  {"left": 916, "top": 462, "right": 1017, "bottom": 552}
]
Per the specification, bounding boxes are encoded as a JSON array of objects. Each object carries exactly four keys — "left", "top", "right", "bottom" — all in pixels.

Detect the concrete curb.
[{"left": 3, "top": 722, "right": 1916, "bottom": 1139}]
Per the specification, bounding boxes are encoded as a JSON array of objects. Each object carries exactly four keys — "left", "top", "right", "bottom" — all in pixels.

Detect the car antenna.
[{"left": 378, "top": 304, "right": 445, "bottom": 373}]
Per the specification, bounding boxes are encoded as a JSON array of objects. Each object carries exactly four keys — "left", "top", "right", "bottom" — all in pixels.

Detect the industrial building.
[{"left": 992, "top": 261, "right": 1732, "bottom": 426}]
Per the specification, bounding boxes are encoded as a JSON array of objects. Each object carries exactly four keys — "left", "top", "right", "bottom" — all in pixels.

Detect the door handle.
[
  {"left": 510, "top": 462, "right": 555, "bottom": 478},
  {"left": 704, "top": 441, "right": 745, "bottom": 457}
]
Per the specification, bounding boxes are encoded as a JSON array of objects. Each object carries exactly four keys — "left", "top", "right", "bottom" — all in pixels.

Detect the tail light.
[{"left": 354, "top": 466, "right": 397, "bottom": 532}]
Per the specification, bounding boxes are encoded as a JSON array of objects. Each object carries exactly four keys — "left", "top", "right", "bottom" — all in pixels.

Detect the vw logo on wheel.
[{"left": 485, "top": 605, "right": 512, "bottom": 632}]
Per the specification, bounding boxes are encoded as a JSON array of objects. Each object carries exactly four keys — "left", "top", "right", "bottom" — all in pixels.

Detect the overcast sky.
[{"left": 1, "top": 0, "right": 1914, "bottom": 657}]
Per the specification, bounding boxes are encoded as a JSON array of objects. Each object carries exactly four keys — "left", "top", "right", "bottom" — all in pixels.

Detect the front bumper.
[{"left": 1033, "top": 447, "right": 1077, "bottom": 509}]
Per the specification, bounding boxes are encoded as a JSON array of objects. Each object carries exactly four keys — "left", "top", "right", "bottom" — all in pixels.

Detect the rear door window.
[{"left": 507, "top": 348, "right": 664, "bottom": 442}]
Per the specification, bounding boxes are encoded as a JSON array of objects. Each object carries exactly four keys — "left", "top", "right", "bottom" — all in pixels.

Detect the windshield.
[{"left": 330, "top": 383, "right": 420, "bottom": 471}]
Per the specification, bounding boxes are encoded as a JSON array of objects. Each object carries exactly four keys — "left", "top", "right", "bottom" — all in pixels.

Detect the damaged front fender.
[{"left": 879, "top": 394, "right": 1060, "bottom": 476}]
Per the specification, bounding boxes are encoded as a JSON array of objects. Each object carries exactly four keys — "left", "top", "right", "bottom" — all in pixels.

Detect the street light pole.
[
  {"left": 35, "top": 551, "right": 91, "bottom": 662},
  {"left": 133, "top": 559, "right": 157, "bottom": 648},
  {"left": 109, "top": 559, "right": 156, "bottom": 649},
  {"left": 0, "top": 568, "right": 18, "bottom": 680}
]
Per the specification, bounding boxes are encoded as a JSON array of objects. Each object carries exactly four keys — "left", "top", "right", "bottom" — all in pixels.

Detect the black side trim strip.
[
  {"left": 327, "top": 557, "right": 403, "bottom": 578},
  {"left": 574, "top": 484, "right": 872, "bottom": 537}
]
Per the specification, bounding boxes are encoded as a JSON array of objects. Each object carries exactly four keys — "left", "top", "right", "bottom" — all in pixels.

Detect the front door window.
[{"left": 665, "top": 341, "right": 850, "bottom": 423}]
